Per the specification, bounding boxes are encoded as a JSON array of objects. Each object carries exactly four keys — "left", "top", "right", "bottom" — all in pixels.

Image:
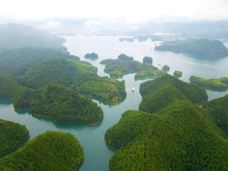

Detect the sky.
[{"left": 0, "top": 0, "right": 228, "bottom": 22}]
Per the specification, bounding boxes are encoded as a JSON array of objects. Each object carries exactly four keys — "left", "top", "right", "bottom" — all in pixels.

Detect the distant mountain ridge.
[{"left": 0, "top": 23, "right": 65, "bottom": 50}]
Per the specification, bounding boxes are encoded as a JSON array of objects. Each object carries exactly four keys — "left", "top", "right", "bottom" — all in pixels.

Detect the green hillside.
[
  {"left": 13, "top": 84, "right": 103, "bottom": 125},
  {"left": 105, "top": 102, "right": 228, "bottom": 171},
  {"left": 139, "top": 75, "right": 208, "bottom": 113},
  {"left": 0, "top": 119, "right": 29, "bottom": 158},
  {"left": 0, "top": 131, "right": 84, "bottom": 171},
  {"left": 204, "top": 95, "right": 228, "bottom": 134}
]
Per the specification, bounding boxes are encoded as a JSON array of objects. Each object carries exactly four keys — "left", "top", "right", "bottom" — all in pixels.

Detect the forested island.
[
  {"left": 105, "top": 75, "right": 228, "bottom": 171},
  {"left": 155, "top": 39, "right": 228, "bottom": 60},
  {"left": 84, "top": 52, "right": 98, "bottom": 60},
  {"left": 190, "top": 76, "right": 228, "bottom": 91},
  {"left": 100, "top": 54, "right": 165, "bottom": 80},
  {"left": 13, "top": 84, "right": 103, "bottom": 125}
]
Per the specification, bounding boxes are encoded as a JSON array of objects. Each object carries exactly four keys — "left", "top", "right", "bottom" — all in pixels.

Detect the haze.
[{"left": 1, "top": 0, "right": 228, "bottom": 22}]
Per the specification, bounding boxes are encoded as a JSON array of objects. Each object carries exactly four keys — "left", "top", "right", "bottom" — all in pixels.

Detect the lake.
[{"left": 0, "top": 35, "right": 227, "bottom": 171}]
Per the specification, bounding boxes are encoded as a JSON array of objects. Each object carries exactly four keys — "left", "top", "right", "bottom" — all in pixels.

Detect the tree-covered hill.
[
  {"left": 204, "top": 95, "right": 228, "bottom": 134},
  {"left": 0, "top": 71, "right": 28, "bottom": 99},
  {"left": 105, "top": 101, "right": 228, "bottom": 171},
  {"left": 0, "top": 119, "right": 29, "bottom": 158},
  {"left": 139, "top": 74, "right": 208, "bottom": 113},
  {"left": 13, "top": 84, "right": 103, "bottom": 125},
  {"left": 20, "top": 58, "right": 126, "bottom": 105},
  {"left": 0, "top": 131, "right": 84, "bottom": 171},
  {"left": 190, "top": 76, "right": 228, "bottom": 91},
  {"left": 0, "top": 23, "right": 65, "bottom": 50},
  {"left": 0, "top": 47, "right": 77, "bottom": 77}
]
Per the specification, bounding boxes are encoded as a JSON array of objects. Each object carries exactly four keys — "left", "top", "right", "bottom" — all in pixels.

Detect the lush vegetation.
[
  {"left": 204, "top": 95, "right": 228, "bottom": 134},
  {"left": 101, "top": 54, "right": 164, "bottom": 79},
  {"left": 190, "top": 76, "right": 228, "bottom": 91},
  {"left": 143, "top": 56, "right": 153, "bottom": 64},
  {"left": 20, "top": 58, "right": 83, "bottom": 88},
  {"left": 105, "top": 101, "right": 228, "bottom": 171},
  {"left": 155, "top": 39, "right": 228, "bottom": 60},
  {"left": 134, "top": 64, "right": 165, "bottom": 80},
  {"left": 0, "top": 23, "right": 65, "bottom": 50},
  {"left": 0, "top": 47, "right": 74, "bottom": 77},
  {"left": 84, "top": 52, "right": 98, "bottom": 60},
  {"left": 0, "top": 119, "right": 29, "bottom": 158},
  {"left": 100, "top": 54, "right": 139, "bottom": 78},
  {"left": 139, "top": 75, "right": 208, "bottom": 113},
  {"left": 79, "top": 77, "right": 126, "bottom": 105},
  {"left": 0, "top": 71, "right": 26, "bottom": 99},
  {"left": 13, "top": 84, "right": 103, "bottom": 125},
  {"left": 173, "top": 70, "right": 182, "bottom": 78},
  {"left": 19, "top": 58, "right": 125, "bottom": 105},
  {"left": 0, "top": 131, "right": 84, "bottom": 171}
]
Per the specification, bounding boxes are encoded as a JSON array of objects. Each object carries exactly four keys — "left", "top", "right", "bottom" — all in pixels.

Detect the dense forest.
[
  {"left": 204, "top": 95, "right": 228, "bottom": 135},
  {"left": 105, "top": 101, "right": 228, "bottom": 170},
  {"left": 101, "top": 54, "right": 165, "bottom": 80},
  {"left": 0, "top": 131, "right": 84, "bottom": 171},
  {"left": 139, "top": 75, "right": 208, "bottom": 113},
  {"left": 190, "top": 76, "right": 228, "bottom": 91},
  {"left": 13, "top": 84, "right": 103, "bottom": 125},
  {"left": 0, "top": 119, "right": 29, "bottom": 158},
  {"left": 105, "top": 75, "right": 228, "bottom": 170},
  {"left": 19, "top": 57, "right": 126, "bottom": 105},
  {"left": 155, "top": 39, "right": 228, "bottom": 60}
]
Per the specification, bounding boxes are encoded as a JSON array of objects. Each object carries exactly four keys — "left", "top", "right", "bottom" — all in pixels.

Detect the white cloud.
[{"left": 0, "top": 0, "right": 227, "bottom": 22}]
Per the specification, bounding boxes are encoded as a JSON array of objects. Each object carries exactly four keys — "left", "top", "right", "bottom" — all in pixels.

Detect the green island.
[
  {"left": 13, "top": 84, "right": 103, "bottom": 125},
  {"left": 173, "top": 70, "right": 182, "bottom": 78},
  {"left": 100, "top": 54, "right": 165, "bottom": 80},
  {"left": 190, "top": 76, "right": 228, "bottom": 91},
  {"left": 139, "top": 74, "right": 208, "bottom": 113},
  {"left": 143, "top": 56, "right": 153, "bottom": 64},
  {"left": 155, "top": 39, "right": 228, "bottom": 60},
  {"left": 84, "top": 52, "right": 98, "bottom": 60},
  {"left": 105, "top": 76, "right": 228, "bottom": 170},
  {"left": 0, "top": 119, "right": 29, "bottom": 158},
  {"left": 204, "top": 95, "right": 228, "bottom": 134},
  {"left": 0, "top": 130, "right": 84, "bottom": 171}
]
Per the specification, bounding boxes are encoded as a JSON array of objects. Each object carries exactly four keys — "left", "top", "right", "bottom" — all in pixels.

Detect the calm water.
[{"left": 0, "top": 35, "right": 227, "bottom": 171}]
